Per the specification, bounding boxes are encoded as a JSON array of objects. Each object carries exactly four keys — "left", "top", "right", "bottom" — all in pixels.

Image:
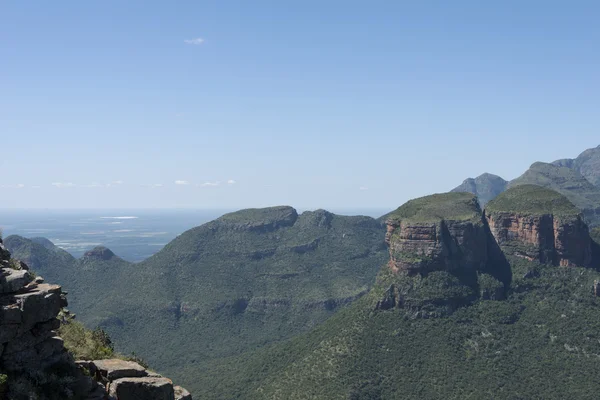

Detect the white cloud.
[
  {"left": 112, "top": 180, "right": 124, "bottom": 185},
  {"left": 175, "top": 180, "right": 190, "bottom": 185},
  {"left": 84, "top": 183, "right": 103, "bottom": 188},
  {"left": 52, "top": 182, "right": 76, "bottom": 188},
  {"left": 184, "top": 37, "right": 205, "bottom": 45},
  {"left": 141, "top": 184, "right": 163, "bottom": 188},
  {"left": 0, "top": 184, "right": 25, "bottom": 189},
  {"left": 359, "top": 186, "right": 368, "bottom": 191},
  {"left": 227, "top": 179, "right": 236, "bottom": 185},
  {"left": 201, "top": 181, "right": 220, "bottom": 187}
]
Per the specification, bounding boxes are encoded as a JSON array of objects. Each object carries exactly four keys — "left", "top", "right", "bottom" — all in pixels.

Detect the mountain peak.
[
  {"left": 83, "top": 246, "right": 117, "bottom": 261},
  {"left": 451, "top": 173, "right": 507, "bottom": 207},
  {"left": 30, "top": 237, "right": 57, "bottom": 250},
  {"left": 217, "top": 206, "right": 298, "bottom": 232}
]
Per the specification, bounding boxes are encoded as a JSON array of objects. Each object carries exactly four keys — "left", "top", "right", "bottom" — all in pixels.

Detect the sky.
[{"left": 1, "top": 1, "right": 600, "bottom": 209}]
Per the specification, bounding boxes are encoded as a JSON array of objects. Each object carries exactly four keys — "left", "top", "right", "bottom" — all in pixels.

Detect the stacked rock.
[
  {"left": 0, "top": 240, "right": 69, "bottom": 373},
  {"left": 78, "top": 359, "right": 192, "bottom": 400}
]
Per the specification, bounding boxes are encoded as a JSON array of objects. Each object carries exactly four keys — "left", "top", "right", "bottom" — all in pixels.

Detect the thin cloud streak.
[{"left": 184, "top": 37, "right": 205, "bottom": 45}]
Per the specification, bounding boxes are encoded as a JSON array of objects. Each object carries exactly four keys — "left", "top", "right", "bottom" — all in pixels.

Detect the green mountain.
[
  {"left": 509, "top": 162, "right": 600, "bottom": 225},
  {"left": 553, "top": 144, "right": 600, "bottom": 187},
  {"left": 451, "top": 146, "right": 600, "bottom": 226},
  {"left": 182, "top": 188, "right": 600, "bottom": 399},
  {"left": 5, "top": 206, "right": 388, "bottom": 395},
  {"left": 450, "top": 173, "right": 508, "bottom": 206}
]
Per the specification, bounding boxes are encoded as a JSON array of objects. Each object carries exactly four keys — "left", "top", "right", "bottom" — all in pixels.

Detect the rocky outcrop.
[
  {"left": 0, "top": 242, "right": 69, "bottom": 372},
  {"left": 0, "top": 238, "right": 191, "bottom": 399},
  {"left": 485, "top": 186, "right": 595, "bottom": 267},
  {"left": 386, "top": 218, "right": 488, "bottom": 274},
  {"left": 485, "top": 213, "right": 593, "bottom": 267},
  {"left": 78, "top": 358, "right": 192, "bottom": 400},
  {"left": 377, "top": 192, "right": 509, "bottom": 317}
]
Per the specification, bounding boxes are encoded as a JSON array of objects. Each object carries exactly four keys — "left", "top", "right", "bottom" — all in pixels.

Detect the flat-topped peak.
[
  {"left": 387, "top": 192, "right": 481, "bottom": 223},
  {"left": 216, "top": 206, "right": 298, "bottom": 231},
  {"left": 486, "top": 184, "right": 579, "bottom": 216}
]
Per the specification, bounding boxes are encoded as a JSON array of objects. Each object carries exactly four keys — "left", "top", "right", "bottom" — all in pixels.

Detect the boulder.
[
  {"left": 108, "top": 377, "right": 174, "bottom": 400},
  {"left": 0, "top": 268, "right": 33, "bottom": 294},
  {"left": 92, "top": 359, "right": 148, "bottom": 381}
]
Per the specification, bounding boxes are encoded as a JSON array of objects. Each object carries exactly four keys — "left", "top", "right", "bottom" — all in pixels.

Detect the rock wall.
[
  {"left": 485, "top": 212, "right": 593, "bottom": 267},
  {"left": 0, "top": 239, "right": 71, "bottom": 375},
  {"left": 385, "top": 219, "right": 488, "bottom": 274}
]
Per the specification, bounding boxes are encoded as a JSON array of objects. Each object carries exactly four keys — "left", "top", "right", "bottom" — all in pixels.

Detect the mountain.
[
  {"left": 450, "top": 173, "right": 508, "bottom": 206},
  {"left": 509, "top": 162, "right": 600, "bottom": 225},
  {"left": 451, "top": 146, "right": 600, "bottom": 226},
  {"left": 185, "top": 187, "right": 600, "bottom": 399},
  {"left": 553, "top": 145, "right": 600, "bottom": 187},
  {"left": 5, "top": 206, "right": 389, "bottom": 395}
]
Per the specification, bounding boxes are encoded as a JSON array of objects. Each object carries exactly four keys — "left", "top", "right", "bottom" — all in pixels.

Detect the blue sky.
[{"left": 1, "top": 1, "right": 599, "bottom": 209}]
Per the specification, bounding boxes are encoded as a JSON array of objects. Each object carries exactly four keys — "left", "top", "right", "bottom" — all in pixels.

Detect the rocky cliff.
[
  {"left": 377, "top": 192, "right": 509, "bottom": 317},
  {"left": 485, "top": 185, "right": 594, "bottom": 267},
  {"left": 385, "top": 192, "right": 488, "bottom": 275},
  {"left": 0, "top": 237, "right": 191, "bottom": 399}
]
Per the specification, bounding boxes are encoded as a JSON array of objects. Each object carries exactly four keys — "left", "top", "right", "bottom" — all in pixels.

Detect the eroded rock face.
[
  {"left": 486, "top": 212, "right": 593, "bottom": 267},
  {"left": 385, "top": 219, "right": 488, "bottom": 274}
]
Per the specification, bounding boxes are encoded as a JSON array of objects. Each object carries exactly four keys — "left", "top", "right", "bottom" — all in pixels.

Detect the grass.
[
  {"left": 509, "top": 162, "right": 600, "bottom": 224},
  {"left": 185, "top": 256, "right": 600, "bottom": 399},
  {"left": 486, "top": 184, "right": 580, "bottom": 216},
  {"left": 387, "top": 192, "right": 481, "bottom": 223}
]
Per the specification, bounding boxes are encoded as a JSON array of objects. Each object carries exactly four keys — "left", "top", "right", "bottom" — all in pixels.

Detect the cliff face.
[
  {"left": 377, "top": 192, "right": 509, "bottom": 317},
  {"left": 385, "top": 219, "right": 488, "bottom": 274},
  {"left": 486, "top": 213, "right": 592, "bottom": 267},
  {"left": 485, "top": 185, "right": 595, "bottom": 268},
  {"left": 0, "top": 239, "right": 69, "bottom": 372}
]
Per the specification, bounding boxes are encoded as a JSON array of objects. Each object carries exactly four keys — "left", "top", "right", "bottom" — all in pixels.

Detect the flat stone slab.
[
  {"left": 108, "top": 377, "right": 174, "bottom": 400},
  {"left": 92, "top": 359, "right": 148, "bottom": 381}
]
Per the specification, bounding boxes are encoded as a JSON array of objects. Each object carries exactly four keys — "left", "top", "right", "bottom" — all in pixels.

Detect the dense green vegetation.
[
  {"left": 509, "top": 162, "right": 600, "bottom": 225},
  {"left": 451, "top": 173, "right": 508, "bottom": 206},
  {"left": 5, "top": 207, "right": 388, "bottom": 395},
  {"left": 59, "top": 318, "right": 115, "bottom": 360},
  {"left": 387, "top": 192, "right": 481, "bottom": 223},
  {"left": 181, "top": 254, "right": 600, "bottom": 399},
  {"left": 486, "top": 184, "right": 580, "bottom": 216}
]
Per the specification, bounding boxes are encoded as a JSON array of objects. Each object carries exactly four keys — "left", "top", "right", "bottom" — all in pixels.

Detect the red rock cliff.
[{"left": 485, "top": 212, "right": 592, "bottom": 267}]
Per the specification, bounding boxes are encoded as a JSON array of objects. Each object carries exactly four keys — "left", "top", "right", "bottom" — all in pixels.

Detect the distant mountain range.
[
  {"left": 5, "top": 208, "right": 388, "bottom": 395},
  {"left": 184, "top": 186, "right": 600, "bottom": 399},
  {"left": 452, "top": 145, "right": 600, "bottom": 225},
  {"left": 4, "top": 144, "right": 600, "bottom": 399}
]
